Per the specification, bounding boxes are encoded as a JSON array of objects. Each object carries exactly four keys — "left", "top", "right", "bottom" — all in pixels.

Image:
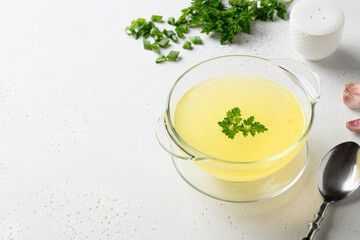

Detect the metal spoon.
[{"left": 303, "top": 141, "right": 360, "bottom": 240}]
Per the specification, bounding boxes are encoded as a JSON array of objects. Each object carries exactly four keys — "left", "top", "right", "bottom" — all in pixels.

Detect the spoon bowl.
[
  {"left": 303, "top": 141, "right": 360, "bottom": 240},
  {"left": 319, "top": 141, "right": 360, "bottom": 202}
]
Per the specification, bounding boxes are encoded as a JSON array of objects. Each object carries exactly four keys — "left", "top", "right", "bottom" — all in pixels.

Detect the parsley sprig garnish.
[{"left": 218, "top": 107, "right": 268, "bottom": 139}]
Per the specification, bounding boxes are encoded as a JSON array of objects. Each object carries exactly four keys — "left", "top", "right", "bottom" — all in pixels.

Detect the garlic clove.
[
  {"left": 343, "top": 82, "right": 360, "bottom": 108},
  {"left": 346, "top": 118, "right": 360, "bottom": 132}
]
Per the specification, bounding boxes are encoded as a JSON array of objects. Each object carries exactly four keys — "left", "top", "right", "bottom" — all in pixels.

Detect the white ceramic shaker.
[{"left": 289, "top": 0, "right": 344, "bottom": 61}]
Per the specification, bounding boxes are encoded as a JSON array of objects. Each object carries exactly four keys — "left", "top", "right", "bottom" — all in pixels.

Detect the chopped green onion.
[
  {"left": 143, "top": 39, "right": 152, "bottom": 50},
  {"left": 189, "top": 36, "right": 202, "bottom": 44},
  {"left": 146, "top": 21, "right": 155, "bottom": 29},
  {"left": 182, "top": 41, "right": 192, "bottom": 50},
  {"left": 132, "top": 31, "right": 141, "bottom": 40},
  {"left": 129, "top": 18, "right": 145, "bottom": 29},
  {"left": 150, "top": 28, "right": 163, "bottom": 38},
  {"left": 142, "top": 21, "right": 155, "bottom": 37},
  {"left": 156, "top": 55, "right": 167, "bottom": 64},
  {"left": 162, "top": 29, "right": 172, "bottom": 37},
  {"left": 158, "top": 38, "right": 170, "bottom": 48},
  {"left": 152, "top": 43, "right": 160, "bottom": 53},
  {"left": 175, "top": 28, "right": 184, "bottom": 38},
  {"left": 175, "top": 24, "right": 188, "bottom": 38},
  {"left": 170, "top": 34, "right": 178, "bottom": 42},
  {"left": 163, "top": 29, "right": 178, "bottom": 42},
  {"left": 177, "top": 24, "right": 189, "bottom": 33},
  {"left": 136, "top": 18, "right": 146, "bottom": 25},
  {"left": 167, "top": 17, "right": 176, "bottom": 26},
  {"left": 153, "top": 35, "right": 162, "bottom": 42},
  {"left": 125, "top": 27, "right": 133, "bottom": 35},
  {"left": 166, "top": 51, "right": 180, "bottom": 61},
  {"left": 131, "top": 19, "right": 145, "bottom": 31},
  {"left": 126, "top": 18, "right": 154, "bottom": 39},
  {"left": 162, "top": 29, "right": 169, "bottom": 37},
  {"left": 151, "top": 15, "right": 163, "bottom": 23}
]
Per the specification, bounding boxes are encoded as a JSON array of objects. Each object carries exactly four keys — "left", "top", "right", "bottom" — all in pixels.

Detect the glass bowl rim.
[{"left": 165, "top": 54, "right": 317, "bottom": 164}]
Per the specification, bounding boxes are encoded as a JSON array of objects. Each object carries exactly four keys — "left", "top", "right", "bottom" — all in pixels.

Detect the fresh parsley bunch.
[{"left": 176, "top": 0, "right": 293, "bottom": 44}]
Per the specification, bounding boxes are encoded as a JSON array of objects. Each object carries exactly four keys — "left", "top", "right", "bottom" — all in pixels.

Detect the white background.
[{"left": 0, "top": 0, "right": 360, "bottom": 239}]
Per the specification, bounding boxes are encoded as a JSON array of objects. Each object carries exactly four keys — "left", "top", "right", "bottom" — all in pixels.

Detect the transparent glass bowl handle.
[
  {"left": 156, "top": 113, "right": 195, "bottom": 160},
  {"left": 271, "top": 59, "right": 321, "bottom": 103}
]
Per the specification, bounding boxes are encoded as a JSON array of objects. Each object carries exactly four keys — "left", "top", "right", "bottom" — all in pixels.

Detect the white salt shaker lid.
[
  {"left": 290, "top": 0, "right": 344, "bottom": 36},
  {"left": 289, "top": 0, "right": 344, "bottom": 61}
]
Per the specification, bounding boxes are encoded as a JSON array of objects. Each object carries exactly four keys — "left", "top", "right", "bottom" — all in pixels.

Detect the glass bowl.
[{"left": 156, "top": 55, "right": 321, "bottom": 202}]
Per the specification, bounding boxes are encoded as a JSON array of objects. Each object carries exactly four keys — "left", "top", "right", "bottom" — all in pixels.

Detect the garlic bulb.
[
  {"left": 346, "top": 118, "right": 360, "bottom": 132},
  {"left": 343, "top": 82, "right": 360, "bottom": 108}
]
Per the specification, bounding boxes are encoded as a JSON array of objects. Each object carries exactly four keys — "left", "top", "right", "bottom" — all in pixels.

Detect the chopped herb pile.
[
  {"left": 218, "top": 107, "right": 268, "bottom": 139},
  {"left": 125, "top": 16, "right": 188, "bottom": 63},
  {"left": 177, "top": 0, "right": 292, "bottom": 44},
  {"left": 125, "top": 0, "right": 292, "bottom": 63}
]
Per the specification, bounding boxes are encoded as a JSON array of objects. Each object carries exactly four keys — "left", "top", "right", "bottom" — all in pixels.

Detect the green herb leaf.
[
  {"left": 166, "top": 51, "right": 180, "bottom": 61},
  {"left": 157, "top": 38, "right": 170, "bottom": 48},
  {"left": 156, "top": 55, "right": 167, "bottom": 63},
  {"left": 151, "top": 15, "right": 163, "bottom": 23},
  {"left": 167, "top": 17, "right": 176, "bottom": 25},
  {"left": 143, "top": 39, "right": 152, "bottom": 50},
  {"left": 218, "top": 107, "right": 242, "bottom": 139},
  {"left": 182, "top": 41, "right": 192, "bottom": 50},
  {"left": 218, "top": 107, "right": 268, "bottom": 139},
  {"left": 239, "top": 116, "right": 268, "bottom": 137},
  {"left": 189, "top": 36, "right": 202, "bottom": 44}
]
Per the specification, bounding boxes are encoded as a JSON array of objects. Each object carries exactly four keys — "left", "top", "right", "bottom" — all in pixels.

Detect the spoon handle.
[{"left": 302, "top": 201, "right": 331, "bottom": 240}]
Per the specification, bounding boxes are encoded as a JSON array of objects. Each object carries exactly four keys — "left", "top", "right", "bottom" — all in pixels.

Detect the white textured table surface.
[{"left": 1, "top": 0, "right": 360, "bottom": 239}]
